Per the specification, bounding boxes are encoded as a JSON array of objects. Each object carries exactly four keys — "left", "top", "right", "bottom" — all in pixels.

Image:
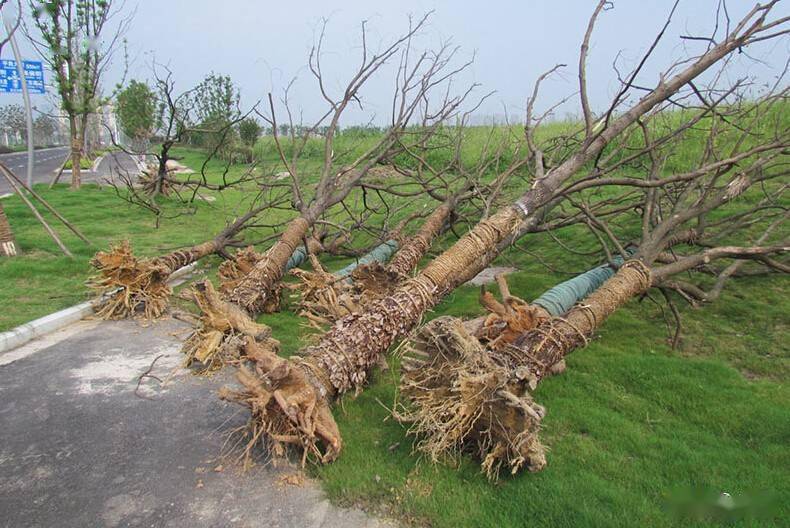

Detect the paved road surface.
[
  {"left": 0, "top": 146, "right": 70, "bottom": 193},
  {"left": 0, "top": 317, "right": 391, "bottom": 528},
  {"left": 0, "top": 147, "right": 141, "bottom": 194}
]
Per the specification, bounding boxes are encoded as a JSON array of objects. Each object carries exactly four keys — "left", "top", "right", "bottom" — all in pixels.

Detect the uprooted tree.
[
  {"left": 291, "top": 120, "right": 528, "bottom": 328},
  {"left": 219, "top": 1, "right": 789, "bottom": 465},
  {"left": 184, "top": 13, "right": 479, "bottom": 366},
  {"left": 88, "top": 204, "right": 271, "bottom": 319},
  {"left": 398, "top": 88, "right": 790, "bottom": 478}
]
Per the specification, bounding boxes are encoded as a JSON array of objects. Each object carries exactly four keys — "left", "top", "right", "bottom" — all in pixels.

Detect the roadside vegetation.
[{"left": 1, "top": 116, "right": 787, "bottom": 525}]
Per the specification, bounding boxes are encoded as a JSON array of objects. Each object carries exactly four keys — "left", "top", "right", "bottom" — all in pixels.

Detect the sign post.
[{"left": 1, "top": 17, "right": 46, "bottom": 189}]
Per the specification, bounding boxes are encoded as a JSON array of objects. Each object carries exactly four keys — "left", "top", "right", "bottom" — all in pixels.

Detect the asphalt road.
[
  {"left": 0, "top": 147, "right": 141, "bottom": 194},
  {"left": 0, "top": 318, "right": 391, "bottom": 528},
  {"left": 0, "top": 146, "right": 70, "bottom": 193}
]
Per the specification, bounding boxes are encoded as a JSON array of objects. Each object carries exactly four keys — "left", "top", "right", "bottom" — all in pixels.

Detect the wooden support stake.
[
  {"left": 0, "top": 162, "right": 92, "bottom": 245},
  {"left": 0, "top": 165, "right": 73, "bottom": 258}
]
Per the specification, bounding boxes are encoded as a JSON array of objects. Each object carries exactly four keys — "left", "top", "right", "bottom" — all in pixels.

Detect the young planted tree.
[
  {"left": 33, "top": 113, "right": 57, "bottom": 146},
  {"left": 221, "top": 2, "right": 789, "bottom": 464},
  {"left": 189, "top": 72, "right": 240, "bottom": 160},
  {"left": 399, "top": 92, "right": 790, "bottom": 478},
  {"left": 237, "top": 117, "right": 261, "bottom": 162},
  {"left": 239, "top": 118, "right": 261, "bottom": 147},
  {"left": 186, "top": 14, "right": 477, "bottom": 362},
  {"left": 116, "top": 80, "right": 157, "bottom": 153},
  {"left": 27, "top": 0, "right": 131, "bottom": 188}
]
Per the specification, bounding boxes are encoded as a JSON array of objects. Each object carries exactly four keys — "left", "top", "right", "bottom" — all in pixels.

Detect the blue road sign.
[{"left": 0, "top": 59, "right": 45, "bottom": 94}]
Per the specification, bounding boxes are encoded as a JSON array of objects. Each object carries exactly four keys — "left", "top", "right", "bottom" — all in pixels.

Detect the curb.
[
  {"left": 0, "top": 262, "right": 197, "bottom": 355},
  {"left": 60, "top": 154, "right": 105, "bottom": 174}
]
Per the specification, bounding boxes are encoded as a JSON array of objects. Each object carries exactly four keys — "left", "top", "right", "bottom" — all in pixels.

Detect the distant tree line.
[
  {"left": 114, "top": 71, "right": 394, "bottom": 166},
  {"left": 0, "top": 104, "right": 62, "bottom": 147}
]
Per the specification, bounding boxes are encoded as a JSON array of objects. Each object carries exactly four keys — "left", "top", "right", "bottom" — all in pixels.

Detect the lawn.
[{"left": 0, "top": 139, "right": 787, "bottom": 527}]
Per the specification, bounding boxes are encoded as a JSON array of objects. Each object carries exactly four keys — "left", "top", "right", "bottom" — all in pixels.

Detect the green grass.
[
  {"left": 0, "top": 133, "right": 787, "bottom": 527},
  {"left": 310, "top": 253, "right": 788, "bottom": 527},
  {"left": 63, "top": 156, "right": 95, "bottom": 170}
]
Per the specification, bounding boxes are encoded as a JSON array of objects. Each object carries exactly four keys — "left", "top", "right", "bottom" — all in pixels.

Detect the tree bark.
[
  {"left": 387, "top": 203, "right": 452, "bottom": 277},
  {"left": 69, "top": 116, "right": 82, "bottom": 190},
  {"left": 225, "top": 216, "right": 313, "bottom": 314}
]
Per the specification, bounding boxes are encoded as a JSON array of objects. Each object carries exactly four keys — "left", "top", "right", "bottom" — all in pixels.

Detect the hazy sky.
[{"left": 9, "top": 1, "right": 790, "bottom": 125}]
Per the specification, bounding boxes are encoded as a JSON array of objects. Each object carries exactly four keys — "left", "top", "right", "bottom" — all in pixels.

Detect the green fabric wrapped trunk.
[
  {"left": 533, "top": 252, "right": 633, "bottom": 316},
  {"left": 336, "top": 240, "right": 399, "bottom": 278}
]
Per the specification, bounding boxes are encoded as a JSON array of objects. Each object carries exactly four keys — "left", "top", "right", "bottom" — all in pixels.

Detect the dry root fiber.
[
  {"left": 399, "top": 316, "right": 547, "bottom": 480},
  {"left": 290, "top": 255, "right": 359, "bottom": 329},
  {"left": 138, "top": 170, "right": 180, "bottom": 196},
  {"left": 472, "top": 274, "right": 550, "bottom": 350},
  {"left": 398, "top": 262, "right": 652, "bottom": 479},
  {"left": 90, "top": 239, "right": 220, "bottom": 320},
  {"left": 224, "top": 207, "right": 525, "bottom": 466},
  {"left": 219, "top": 337, "right": 341, "bottom": 466},
  {"left": 182, "top": 280, "right": 279, "bottom": 371},
  {"left": 291, "top": 248, "right": 405, "bottom": 329},
  {"left": 88, "top": 241, "right": 174, "bottom": 320}
]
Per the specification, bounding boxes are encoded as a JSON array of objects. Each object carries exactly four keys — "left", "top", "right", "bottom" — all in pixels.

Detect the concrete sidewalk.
[{"left": 0, "top": 318, "right": 392, "bottom": 528}]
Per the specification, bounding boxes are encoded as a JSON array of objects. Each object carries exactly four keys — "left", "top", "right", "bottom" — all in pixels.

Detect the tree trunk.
[
  {"left": 0, "top": 203, "right": 18, "bottom": 257},
  {"left": 293, "top": 240, "right": 399, "bottom": 329},
  {"left": 218, "top": 235, "right": 325, "bottom": 307},
  {"left": 220, "top": 14, "right": 766, "bottom": 461},
  {"left": 222, "top": 206, "right": 524, "bottom": 461},
  {"left": 225, "top": 216, "right": 313, "bottom": 313},
  {"left": 69, "top": 116, "right": 82, "bottom": 190},
  {"left": 399, "top": 261, "right": 653, "bottom": 478},
  {"left": 89, "top": 207, "right": 264, "bottom": 320},
  {"left": 388, "top": 204, "right": 452, "bottom": 276}
]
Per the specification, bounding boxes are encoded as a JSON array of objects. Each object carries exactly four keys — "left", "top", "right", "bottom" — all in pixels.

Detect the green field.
[{"left": 0, "top": 133, "right": 787, "bottom": 526}]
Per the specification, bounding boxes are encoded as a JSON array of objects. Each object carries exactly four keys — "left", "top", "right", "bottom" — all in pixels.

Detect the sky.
[{"left": 5, "top": 0, "right": 790, "bottom": 125}]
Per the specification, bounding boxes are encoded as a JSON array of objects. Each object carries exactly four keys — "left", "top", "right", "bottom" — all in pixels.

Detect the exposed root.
[
  {"left": 182, "top": 280, "right": 279, "bottom": 371},
  {"left": 399, "top": 263, "right": 654, "bottom": 479},
  {"left": 350, "top": 261, "right": 404, "bottom": 303},
  {"left": 219, "top": 246, "right": 284, "bottom": 314},
  {"left": 291, "top": 255, "right": 406, "bottom": 329},
  {"left": 138, "top": 170, "right": 181, "bottom": 196},
  {"left": 219, "top": 337, "right": 342, "bottom": 467},
  {"left": 219, "top": 246, "right": 263, "bottom": 289},
  {"left": 399, "top": 316, "right": 547, "bottom": 480},
  {"left": 88, "top": 241, "right": 172, "bottom": 320},
  {"left": 290, "top": 254, "right": 360, "bottom": 329},
  {"left": 474, "top": 274, "right": 550, "bottom": 350}
]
